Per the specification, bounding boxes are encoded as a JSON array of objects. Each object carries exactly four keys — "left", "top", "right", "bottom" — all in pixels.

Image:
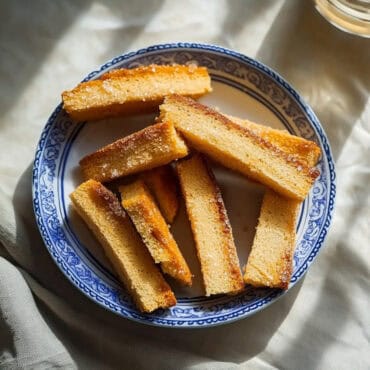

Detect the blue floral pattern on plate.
[{"left": 32, "top": 43, "right": 336, "bottom": 328}]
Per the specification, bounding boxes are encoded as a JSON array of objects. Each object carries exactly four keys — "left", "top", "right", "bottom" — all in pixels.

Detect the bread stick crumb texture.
[
  {"left": 70, "top": 179, "right": 176, "bottom": 312},
  {"left": 244, "top": 190, "right": 300, "bottom": 289},
  {"left": 79, "top": 121, "right": 188, "bottom": 183},
  {"left": 119, "top": 179, "right": 192, "bottom": 286},
  {"left": 62, "top": 64, "right": 212, "bottom": 121},
  {"left": 176, "top": 154, "right": 244, "bottom": 296},
  {"left": 160, "top": 95, "right": 319, "bottom": 201},
  {"left": 141, "top": 165, "right": 179, "bottom": 224}
]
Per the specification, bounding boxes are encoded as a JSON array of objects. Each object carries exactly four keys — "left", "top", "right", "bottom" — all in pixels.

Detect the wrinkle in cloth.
[{"left": 0, "top": 1, "right": 369, "bottom": 369}]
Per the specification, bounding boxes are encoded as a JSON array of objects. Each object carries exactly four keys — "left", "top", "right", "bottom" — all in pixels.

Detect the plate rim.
[{"left": 32, "top": 42, "right": 336, "bottom": 328}]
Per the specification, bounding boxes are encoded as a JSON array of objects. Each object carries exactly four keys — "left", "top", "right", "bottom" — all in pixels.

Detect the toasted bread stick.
[
  {"left": 160, "top": 95, "right": 319, "bottom": 200},
  {"left": 119, "top": 180, "right": 192, "bottom": 286},
  {"left": 141, "top": 165, "right": 179, "bottom": 224},
  {"left": 62, "top": 64, "right": 212, "bottom": 121},
  {"left": 243, "top": 190, "right": 300, "bottom": 289},
  {"left": 70, "top": 180, "right": 176, "bottom": 312},
  {"left": 228, "top": 115, "right": 321, "bottom": 167},
  {"left": 80, "top": 121, "right": 188, "bottom": 183},
  {"left": 176, "top": 154, "right": 244, "bottom": 296}
]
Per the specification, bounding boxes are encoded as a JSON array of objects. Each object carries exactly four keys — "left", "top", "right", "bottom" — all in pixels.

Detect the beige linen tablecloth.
[{"left": 1, "top": 1, "right": 369, "bottom": 369}]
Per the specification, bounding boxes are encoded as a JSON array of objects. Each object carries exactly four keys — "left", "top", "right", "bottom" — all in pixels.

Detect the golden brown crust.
[
  {"left": 119, "top": 180, "right": 192, "bottom": 286},
  {"left": 64, "top": 100, "right": 161, "bottom": 122},
  {"left": 167, "top": 95, "right": 318, "bottom": 180},
  {"left": 100, "top": 64, "right": 210, "bottom": 80},
  {"left": 70, "top": 179, "right": 176, "bottom": 312},
  {"left": 93, "top": 183, "right": 127, "bottom": 219},
  {"left": 160, "top": 95, "right": 319, "bottom": 200},
  {"left": 243, "top": 190, "right": 300, "bottom": 290},
  {"left": 176, "top": 154, "right": 244, "bottom": 296},
  {"left": 80, "top": 121, "right": 167, "bottom": 166},
  {"left": 79, "top": 121, "right": 189, "bottom": 183},
  {"left": 141, "top": 165, "right": 179, "bottom": 223},
  {"left": 201, "top": 159, "right": 244, "bottom": 286},
  {"left": 228, "top": 115, "right": 321, "bottom": 167},
  {"left": 62, "top": 64, "right": 212, "bottom": 121}
]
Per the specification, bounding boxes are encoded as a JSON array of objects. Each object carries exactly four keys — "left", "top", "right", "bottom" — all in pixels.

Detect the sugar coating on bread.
[
  {"left": 62, "top": 64, "right": 212, "bottom": 121},
  {"left": 119, "top": 179, "right": 192, "bottom": 286},
  {"left": 79, "top": 121, "right": 188, "bottom": 183},
  {"left": 243, "top": 190, "right": 300, "bottom": 289},
  {"left": 228, "top": 115, "right": 321, "bottom": 167},
  {"left": 69, "top": 179, "right": 176, "bottom": 312},
  {"left": 176, "top": 154, "right": 244, "bottom": 296},
  {"left": 141, "top": 165, "right": 179, "bottom": 223},
  {"left": 160, "top": 95, "right": 319, "bottom": 200}
]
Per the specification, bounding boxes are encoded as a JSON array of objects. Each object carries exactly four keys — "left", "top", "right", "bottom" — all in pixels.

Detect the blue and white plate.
[{"left": 32, "top": 43, "right": 336, "bottom": 328}]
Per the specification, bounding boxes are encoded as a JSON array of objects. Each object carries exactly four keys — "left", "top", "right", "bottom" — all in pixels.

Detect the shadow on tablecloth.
[
  {"left": 252, "top": 0, "right": 369, "bottom": 367},
  {"left": 215, "top": 0, "right": 273, "bottom": 47},
  {"left": 0, "top": 2, "right": 88, "bottom": 119},
  {"left": 9, "top": 163, "right": 302, "bottom": 368},
  {"left": 0, "top": 0, "right": 164, "bottom": 123},
  {"left": 256, "top": 0, "right": 370, "bottom": 162},
  {"left": 6, "top": 1, "right": 368, "bottom": 365}
]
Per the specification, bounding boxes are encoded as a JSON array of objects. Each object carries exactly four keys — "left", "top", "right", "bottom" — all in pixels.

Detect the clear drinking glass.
[{"left": 315, "top": 0, "right": 370, "bottom": 37}]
